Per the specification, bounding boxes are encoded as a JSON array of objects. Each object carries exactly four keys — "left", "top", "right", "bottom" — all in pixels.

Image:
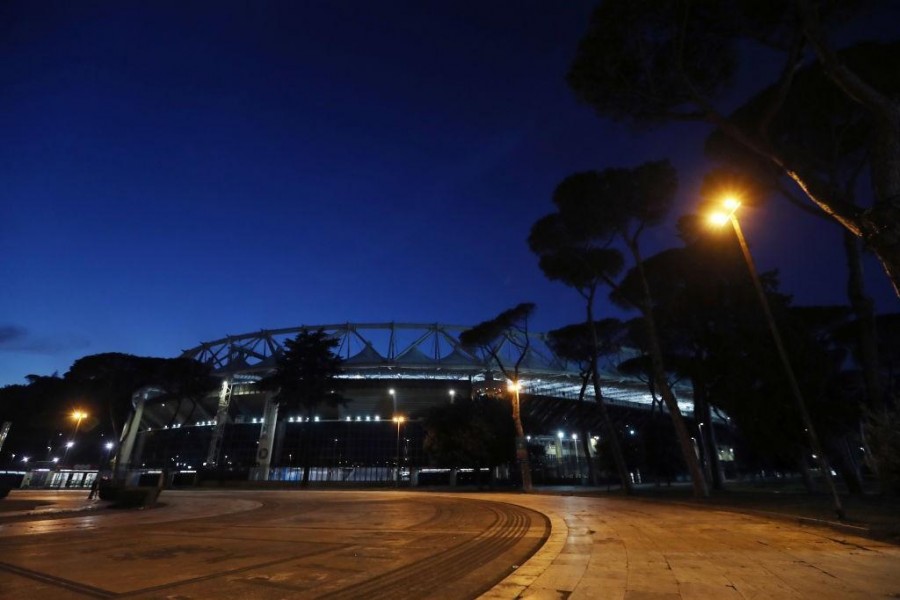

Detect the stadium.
[{"left": 117, "top": 323, "right": 725, "bottom": 486}]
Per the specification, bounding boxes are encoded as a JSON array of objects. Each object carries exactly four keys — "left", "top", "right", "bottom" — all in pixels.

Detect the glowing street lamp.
[
  {"left": 62, "top": 410, "right": 88, "bottom": 468},
  {"left": 709, "top": 196, "right": 845, "bottom": 519},
  {"left": 71, "top": 410, "right": 87, "bottom": 441},
  {"left": 393, "top": 416, "right": 405, "bottom": 485},
  {"left": 389, "top": 388, "right": 396, "bottom": 415},
  {"left": 72, "top": 410, "right": 88, "bottom": 429}
]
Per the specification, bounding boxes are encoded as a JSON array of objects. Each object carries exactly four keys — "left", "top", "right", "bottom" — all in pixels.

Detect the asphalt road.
[{"left": 1, "top": 489, "right": 898, "bottom": 599}]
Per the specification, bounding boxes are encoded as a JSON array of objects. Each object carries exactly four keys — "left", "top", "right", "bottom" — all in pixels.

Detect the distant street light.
[
  {"left": 389, "top": 388, "right": 396, "bottom": 415},
  {"left": 62, "top": 440, "right": 75, "bottom": 466},
  {"left": 709, "top": 196, "right": 845, "bottom": 520},
  {"left": 103, "top": 441, "right": 115, "bottom": 467}
]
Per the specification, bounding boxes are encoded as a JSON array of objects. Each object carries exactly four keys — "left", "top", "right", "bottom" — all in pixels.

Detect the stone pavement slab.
[{"left": 475, "top": 493, "right": 900, "bottom": 599}]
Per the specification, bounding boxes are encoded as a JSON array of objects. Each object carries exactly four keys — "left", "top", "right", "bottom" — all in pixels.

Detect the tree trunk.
[
  {"left": 301, "top": 417, "right": 313, "bottom": 486},
  {"left": 630, "top": 241, "right": 709, "bottom": 498},
  {"left": 586, "top": 294, "right": 634, "bottom": 494},
  {"left": 797, "top": 449, "right": 815, "bottom": 494},
  {"left": 691, "top": 381, "right": 713, "bottom": 486},
  {"left": 576, "top": 373, "right": 599, "bottom": 486},
  {"left": 693, "top": 375, "right": 725, "bottom": 490},
  {"left": 837, "top": 437, "right": 864, "bottom": 495},
  {"left": 579, "top": 426, "right": 596, "bottom": 486},
  {"left": 842, "top": 231, "right": 884, "bottom": 481},
  {"left": 862, "top": 116, "right": 900, "bottom": 298},
  {"left": 844, "top": 231, "right": 884, "bottom": 409},
  {"left": 646, "top": 382, "right": 668, "bottom": 486},
  {"left": 707, "top": 412, "right": 727, "bottom": 489},
  {"left": 510, "top": 385, "right": 533, "bottom": 492}
]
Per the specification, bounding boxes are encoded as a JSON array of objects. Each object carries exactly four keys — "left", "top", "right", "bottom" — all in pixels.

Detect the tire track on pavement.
[{"left": 318, "top": 500, "right": 546, "bottom": 600}]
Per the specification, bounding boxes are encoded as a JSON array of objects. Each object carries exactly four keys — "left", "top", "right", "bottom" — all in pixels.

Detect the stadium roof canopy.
[{"left": 180, "top": 323, "right": 696, "bottom": 416}]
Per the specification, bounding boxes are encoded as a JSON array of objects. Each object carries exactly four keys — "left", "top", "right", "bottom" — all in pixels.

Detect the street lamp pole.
[
  {"left": 393, "top": 416, "right": 404, "bottom": 486},
  {"left": 103, "top": 441, "right": 114, "bottom": 468},
  {"left": 572, "top": 433, "right": 581, "bottom": 483},
  {"left": 713, "top": 200, "right": 844, "bottom": 520},
  {"left": 62, "top": 441, "right": 74, "bottom": 467},
  {"left": 697, "top": 421, "right": 713, "bottom": 483},
  {"left": 556, "top": 430, "right": 565, "bottom": 478},
  {"left": 62, "top": 410, "right": 88, "bottom": 468}
]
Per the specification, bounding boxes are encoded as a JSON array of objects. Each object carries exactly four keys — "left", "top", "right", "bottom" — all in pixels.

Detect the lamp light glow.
[{"left": 708, "top": 212, "right": 730, "bottom": 226}]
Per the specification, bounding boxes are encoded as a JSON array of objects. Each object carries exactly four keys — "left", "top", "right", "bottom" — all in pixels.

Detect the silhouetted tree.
[
  {"left": 1, "top": 354, "right": 216, "bottom": 468},
  {"left": 529, "top": 206, "right": 633, "bottom": 493},
  {"left": 544, "top": 160, "right": 709, "bottom": 497},
  {"left": 614, "top": 242, "right": 754, "bottom": 490},
  {"left": 422, "top": 395, "right": 515, "bottom": 481},
  {"left": 857, "top": 313, "right": 900, "bottom": 493},
  {"left": 701, "top": 46, "right": 900, "bottom": 481},
  {"left": 65, "top": 353, "right": 163, "bottom": 439},
  {"left": 546, "top": 320, "right": 626, "bottom": 486},
  {"left": 257, "top": 329, "right": 346, "bottom": 485},
  {"left": 568, "top": 2, "right": 900, "bottom": 296},
  {"left": 459, "top": 303, "right": 536, "bottom": 491},
  {"left": 0, "top": 375, "right": 71, "bottom": 463}
]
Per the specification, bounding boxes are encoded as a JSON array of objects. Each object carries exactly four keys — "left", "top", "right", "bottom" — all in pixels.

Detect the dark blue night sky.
[{"left": 2, "top": 2, "right": 896, "bottom": 385}]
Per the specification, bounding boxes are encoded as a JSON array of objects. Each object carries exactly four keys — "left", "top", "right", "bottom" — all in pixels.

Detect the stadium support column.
[
  {"left": 253, "top": 392, "right": 279, "bottom": 481},
  {"left": 205, "top": 377, "right": 233, "bottom": 468},
  {"left": 116, "top": 389, "right": 148, "bottom": 477}
]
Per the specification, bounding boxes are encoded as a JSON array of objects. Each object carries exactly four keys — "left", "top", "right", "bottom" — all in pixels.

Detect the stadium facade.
[{"left": 116, "top": 323, "right": 724, "bottom": 485}]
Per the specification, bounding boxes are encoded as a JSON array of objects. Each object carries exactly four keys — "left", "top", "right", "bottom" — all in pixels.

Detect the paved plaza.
[{"left": 0, "top": 489, "right": 898, "bottom": 599}]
